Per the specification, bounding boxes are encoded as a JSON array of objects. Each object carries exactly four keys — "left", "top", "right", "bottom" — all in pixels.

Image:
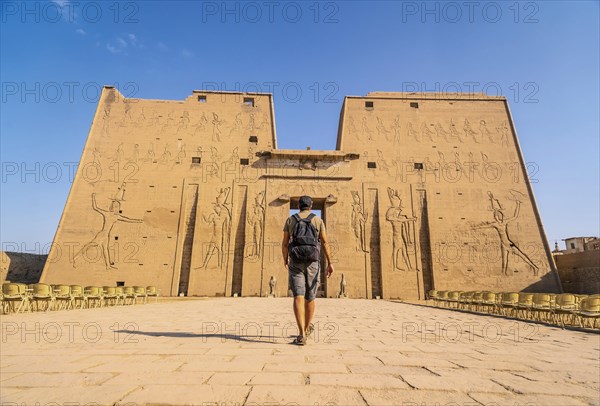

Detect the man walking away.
[{"left": 282, "top": 196, "right": 334, "bottom": 346}]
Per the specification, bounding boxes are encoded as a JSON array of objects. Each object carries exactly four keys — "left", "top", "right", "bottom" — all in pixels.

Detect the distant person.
[{"left": 282, "top": 196, "right": 334, "bottom": 346}]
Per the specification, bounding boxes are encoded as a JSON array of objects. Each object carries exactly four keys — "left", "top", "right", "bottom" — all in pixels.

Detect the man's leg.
[
  {"left": 304, "top": 299, "right": 315, "bottom": 333},
  {"left": 293, "top": 296, "right": 306, "bottom": 336}
]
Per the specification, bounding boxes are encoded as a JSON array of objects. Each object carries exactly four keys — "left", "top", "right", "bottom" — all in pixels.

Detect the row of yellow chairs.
[
  {"left": 428, "top": 290, "right": 600, "bottom": 329},
  {"left": 1, "top": 283, "right": 159, "bottom": 314}
]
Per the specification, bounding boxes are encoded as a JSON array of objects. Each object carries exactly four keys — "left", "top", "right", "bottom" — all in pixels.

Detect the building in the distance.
[
  {"left": 553, "top": 237, "right": 600, "bottom": 294},
  {"left": 39, "top": 88, "right": 562, "bottom": 299}
]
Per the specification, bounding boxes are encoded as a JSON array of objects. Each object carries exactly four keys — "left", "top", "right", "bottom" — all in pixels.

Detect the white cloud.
[
  {"left": 181, "top": 48, "right": 194, "bottom": 58},
  {"left": 52, "top": 0, "right": 68, "bottom": 7},
  {"left": 106, "top": 44, "right": 121, "bottom": 54},
  {"left": 117, "top": 37, "right": 128, "bottom": 48},
  {"left": 128, "top": 34, "right": 137, "bottom": 46},
  {"left": 75, "top": 28, "right": 86, "bottom": 35},
  {"left": 157, "top": 42, "right": 169, "bottom": 52}
]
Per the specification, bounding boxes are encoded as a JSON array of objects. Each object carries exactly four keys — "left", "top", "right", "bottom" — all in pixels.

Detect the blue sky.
[{"left": 1, "top": 0, "right": 599, "bottom": 253}]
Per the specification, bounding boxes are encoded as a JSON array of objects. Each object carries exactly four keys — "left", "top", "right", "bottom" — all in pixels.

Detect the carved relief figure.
[
  {"left": 144, "top": 143, "right": 156, "bottom": 162},
  {"left": 479, "top": 120, "right": 494, "bottom": 143},
  {"left": 193, "top": 113, "right": 208, "bottom": 136},
  {"left": 257, "top": 114, "right": 269, "bottom": 130},
  {"left": 420, "top": 122, "right": 435, "bottom": 142},
  {"left": 131, "top": 144, "right": 140, "bottom": 162},
  {"left": 435, "top": 121, "right": 450, "bottom": 142},
  {"left": 200, "top": 188, "right": 232, "bottom": 269},
  {"left": 176, "top": 142, "right": 186, "bottom": 163},
  {"left": 101, "top": 108, "right": 111, "bottom": 135},
  {"left": 72, "top": 193, "right": 142, "bottom": 270},
  {"left": 449, "top": 118, "right": 463, "bottom": 142},
  {"left": 177, "top": 111, "right": 190, "bottom": 134},
  {"left": 212, "top": 112, "right": 223, "bottom": 142},
  {"left": 386, "top": 188, "right": 417, "bottom": 271},
  {"left": 113, "top": 143, "right": 124, "bottom": 163},
  {"left": 463, "top": 118, "right": 478, "bottom": 143},
  {"left": 376, "top": 117, "right": 391, "bottom": 141},
  {"left": 229, "top": 113, "right": 243, "bottom": 137},
  {"left": 160, "top": 144, "right": 171, "bottom": 163},
  {"left": 247, "top": 191, "right": 265, "bottom": 258},
  {"left": 351, "top": 191, "right": 368, "bottom": 253},
  {"left": 496, "top": 120, "right": 510, "bottom": 146},
  {"left": 407, "top": 122, "right": 420, "bottom": 142},
  {"left": 247, "top": 113, "right": 256, "bottom": 131},
  {"left": 392, "top": 116, "right": 401, "bottom": 144},
  {"left": 377, "top": 150, "right": 392, "bottom": 176},
  {"left": 472, "top": 190, "right": 539, "bottom": 276},
  {"left": 361, "top": 116, "right": 373, "bottom": 140}
]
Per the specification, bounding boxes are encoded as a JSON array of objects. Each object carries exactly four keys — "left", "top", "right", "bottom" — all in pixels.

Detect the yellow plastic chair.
[
  {"left": 115, "top": 286, "right": 125, "bottom": 305},
  {"left": 531, "top": 293, "right": 553, "bottom": 322},
  {"left": 516, "top": 292, "right": 534, "bottom": 319},
  {"left": 30, "top": 283, "right": 55, "bottom": 311},
  {"left": 576, "top": 297, "right": 600, "bottom": 329},
  {"left": 500, "top": 292, "right": 520, "bottom": 317},
  {"left": 103, "top": 286, "right": 119, "bottom": 306},
  {"left": 123, "top": 286, "right": 136, "bottom": 305},
  {"left": 480, "top": 292, "right": 498, "bottom": 313},
  {"left": 458, "top": 292, "right": 473, "bottom": 310},
  {"left": 84, "top": 286, "right": 103, "bottom": 308},
  {"left": 2, "top": 283, "right": 31, "bottom": 313},
  {"left": 52, "top": 285, "right": 72, "bottom": 310},
  {"left": 146, "top": 286, "right": 159, "bottom": 303},
  {"left": 133, "top": 286, "right": 147, "bottom": 304},
  {"left": 436, "top": 291, "right": 449, "bottom": 307},
  {"left": 553, "top": 293, "right": 578, "bottom": 327},
  {"left": 70, "top": 285, "right": 87, "bottom": 309},
  {"left": 446, "top": 291, "right": 462, "bottom": 309},
  {"left": 470, "top": 291, "right": 483, "bottom": 312}
]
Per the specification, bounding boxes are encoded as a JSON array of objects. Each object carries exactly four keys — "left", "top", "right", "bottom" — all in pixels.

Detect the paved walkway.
[{"left": 1, "top": 298, "right": 598, "bottom": 405}]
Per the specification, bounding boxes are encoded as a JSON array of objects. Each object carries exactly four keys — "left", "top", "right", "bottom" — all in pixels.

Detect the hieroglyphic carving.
[
  {"left": 131, "top": 144, "right": 140, "bottom": 162},
  {"left": 247, "top": 191, "right": 265, "bottom": 258},
  {"left": 113, "top": 143, "right": 124, "bottom": 163},
  {"left": 200, "top": 187, "right": 232, "bottom": 270},
  {"left": 376, "top": 117, "right": 391, "bottom": 142},
  {"left": 386, "top": 188, "right": 417, "bottom": 271},
  {"left": 472, "top": 190, "right": 539, "bottom": 276},
  {"left": 351, "top": 191, "right": 368, "bottom": 253},
  {"left": 160, "top": 144, "right": 172, "bottom": 163},
  {"left": 72, "top": 193, "right": 142, "bottom": 270}
]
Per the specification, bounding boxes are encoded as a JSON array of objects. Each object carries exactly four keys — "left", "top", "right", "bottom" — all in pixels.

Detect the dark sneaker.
[
  {"left": 294, "top": 335, "right": 307, "bottom": 346},
  {"left": 306, "top": 323, "right": 315, "bottom": 338}
]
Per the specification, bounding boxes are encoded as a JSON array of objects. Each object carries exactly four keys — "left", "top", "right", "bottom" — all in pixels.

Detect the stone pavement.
[{"left": 1, "top": 297, "right": 598, "bottom": 406}]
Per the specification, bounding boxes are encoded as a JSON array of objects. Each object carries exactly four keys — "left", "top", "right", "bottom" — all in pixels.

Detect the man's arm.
[
  {"left": 282, "top": 231, "right": 290, "bottom": 268},
  {"left": 319, "top": 227, "right": 334, "bottom": 278}
]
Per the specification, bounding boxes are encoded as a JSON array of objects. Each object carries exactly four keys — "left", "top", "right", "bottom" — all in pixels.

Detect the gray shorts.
[{"left": 288, "top": 260, "right": 320, "bottom": 301}]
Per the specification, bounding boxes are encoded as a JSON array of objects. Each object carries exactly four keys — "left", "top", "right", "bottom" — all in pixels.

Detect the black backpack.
[{"left": 289, "top": 213, "right": 320, "bottom": 263}]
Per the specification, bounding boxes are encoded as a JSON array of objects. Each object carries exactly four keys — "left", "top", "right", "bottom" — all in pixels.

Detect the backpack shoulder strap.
[
  {"left": 293, "top": 213, "right": 302, "bottom": 222},
  {"left": 306, "top": 213, "right": 316, "bottom": 221}
]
